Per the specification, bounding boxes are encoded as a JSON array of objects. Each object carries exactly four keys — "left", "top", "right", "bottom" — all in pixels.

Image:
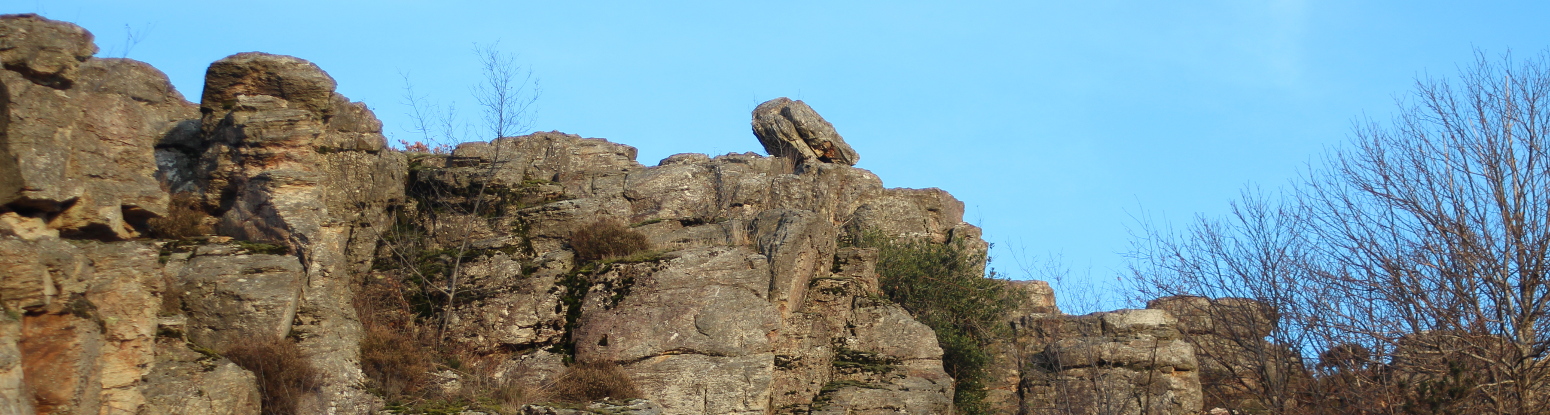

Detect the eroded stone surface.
[
  {"left": 140, "top": 337, "right": 262, "bottom": 415},
  {"left": 751, "top": 98, "right": 858, "bottom": 166},
  {"left": 0, "top": 15, "right": 996, "bottom": 414},
  {"left": 1012, "top": 309, "right": 1203, "bottom": 415},
  {"left": 167, "top": 249, "right": 305, "bottom": 350},
  {"left": 1, "top": 15, "right": 198, "bottom": 240}
]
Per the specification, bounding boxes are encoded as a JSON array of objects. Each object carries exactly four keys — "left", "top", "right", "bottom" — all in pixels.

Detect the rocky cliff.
[{"left": 0, "top": 14, "right": 1229, "bottom": 415}]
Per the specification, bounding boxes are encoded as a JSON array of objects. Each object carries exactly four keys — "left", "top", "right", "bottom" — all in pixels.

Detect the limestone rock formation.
[
  {"left": 1, "top": 236, "right": 170, "bottom": 413},
  {"left": 752, "top": 97, "right": 859, "bottom": 166},
  {"left": 163, "top": 246, "right": 306, "bottom": 351},
  {"left": 139, "top": 337, "right": 262, "bottom": 415},
  {"left": 1012, "top": 309, "right": 1204, "bottom": 415},
  {"left": 1148, "top": 296, "right": 1298, "bottom": 412},
  {"left": 191, "top": 51, "right": 406, "bottom": 414},
  {"left": 0, "top": 13, "right": 1036, "bottom": 415},
  {"left": 1, "top": 15, "right": 400, "bottom": 414},
  {"left": 0, "top": 14, "right": 96, "bottom": 87},
  {"left": 397, "top": 129, "right": 963, "bottom": 414}
]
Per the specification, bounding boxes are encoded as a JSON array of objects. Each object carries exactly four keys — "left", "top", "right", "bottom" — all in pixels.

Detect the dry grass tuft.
[
  {"left": 547, "top": 361, "right": 643, "bottom": 404},
  {"left": 356, "top": 276, "right": 434, "bottom": 398},
  {"left": 569, "top": 220, "right": 650, "bottom": 263},
  {"left": 223, "top": 337, "right": 320, "bottom": 415}
]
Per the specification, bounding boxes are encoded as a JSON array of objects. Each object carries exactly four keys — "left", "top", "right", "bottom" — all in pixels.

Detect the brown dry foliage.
[
  {"left": 147, "top": 192, "right": 212, "bottom": 238},
  {"left": 569, "top": 220, "right": 650, "bottom": 263},
  {"left": 547, "top": 361, "right": 643, "bottom": 404},
  {"left": 223, "top": 337, "right": 320, "bottom": 415},
  {"left": 354, "top": 274, "right": 549, "bottom": 411},
  {"left": 355, "top": 276, "right": 435, "bottom": 398}
]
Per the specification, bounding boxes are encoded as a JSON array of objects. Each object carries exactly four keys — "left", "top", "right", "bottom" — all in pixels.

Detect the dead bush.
[
  {"left": 547, "top": 361, "right": 642, "bottom": 404},
  {"left": 223, "top": 337, "right": 320, "bottom": 415},
  {"left": 355, "top": 276, "right": 434, "bottom": 398},
  {"left": 147, "top": 192, "right": 212, "bottom": 238},
  {"left": 569, "top": 220, "right": 650, "bottom": 263}
]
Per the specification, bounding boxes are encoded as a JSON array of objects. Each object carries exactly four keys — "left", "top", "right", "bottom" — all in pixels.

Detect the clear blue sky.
[{"left": 18, "top": 1, "right": 1550, "bottom": 310}]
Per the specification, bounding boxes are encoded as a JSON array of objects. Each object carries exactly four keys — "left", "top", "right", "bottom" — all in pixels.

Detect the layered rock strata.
[
  {"left": 398, "top": 128, "right": 967, "bottom": 414},
  {"left": 1148, "top": 296, "right": 1300, "bottom": 412},
  {"left": 1005, "top": 307, "right": 1204, "bottom": 415},
  {"left": 1, "top": 14, "right": 399, "bottom": 414}
]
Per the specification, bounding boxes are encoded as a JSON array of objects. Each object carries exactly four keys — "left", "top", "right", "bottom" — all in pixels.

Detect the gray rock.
[
  {"left": 139, "top": 337, "right": 262, "bottom": 415},
  {"left": 0, "top": 238, "right": 167, "bottom": 413},
  {"left": 199, "top": 52, "right": 337, "bottom": 117},
  {"left": 1013, "top": 309, "right": 1203, "bottom": 415},
  {"left": 1146, "top": 296, "right": 1290, "bottom": 412},
  {"left": 0, "top": 313, "right": 35, "bottom": 415},
  {"left": 168, "top": 249, "right": 306, "bottom": 350},
  {"left": 575, "top": 247, "right": 778, "bottom": 363},
  {"left": 196, "top": 52, "right": 402, "bottom": 414},
  {"left": 519, "top": 399, "right": 663, "bottom": 415},
  {"left": 750, "top": 209, "right": 835, "bottom": 317},
  {"left": 847, "top": 187, "right": 966, "bottom": 244},
  {"left": 751, "top": 98, "right": 858, "bottom": 165}
]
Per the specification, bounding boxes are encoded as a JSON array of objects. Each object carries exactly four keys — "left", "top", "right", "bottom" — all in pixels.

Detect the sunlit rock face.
[
  {"left": 1006, "top": 308, "right": 1204, "bottom": 415},
  {"left": 0, "top": 13, "right": 1025, "bottom": 415},
  {"left": 409, "top": 126, "right": 966, "bottom": 413},
  {"left": 751, "top": 97, "right": 859, "bottom": 166},
  {"left": 0, "top": 14, "right": 198, "bottom": 241}
]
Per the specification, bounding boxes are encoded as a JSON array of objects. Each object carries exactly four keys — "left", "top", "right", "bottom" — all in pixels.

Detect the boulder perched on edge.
[{"left": 751, "top": 97, "right": 859, "bottom": 165}]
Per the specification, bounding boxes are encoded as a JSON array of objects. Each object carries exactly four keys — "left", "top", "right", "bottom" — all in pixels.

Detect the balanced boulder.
[{"left": 751, "top": 97, "right": 859, "bottom": 165}]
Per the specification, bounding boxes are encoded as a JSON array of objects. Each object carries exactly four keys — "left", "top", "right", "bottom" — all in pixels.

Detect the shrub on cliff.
[
  {"left": 548, "top": 361, "right": 643, "bottom": 403},
  {"left": 223, "top": 337, "right": 320, "bottom": 415},
  {"left": 852, "top": 231, "right": 1022, "bottom": 415},
  {"left": 570, "top": 220, "right": 650, "bottom": 263},
  {"left": 355, "top": 277, "right": 434, "bottom": 398}
]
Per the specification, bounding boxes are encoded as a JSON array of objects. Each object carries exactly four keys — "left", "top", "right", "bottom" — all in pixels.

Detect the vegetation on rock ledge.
[{"left": 850, "top": 230, "right": 1023, "bottom": 415}]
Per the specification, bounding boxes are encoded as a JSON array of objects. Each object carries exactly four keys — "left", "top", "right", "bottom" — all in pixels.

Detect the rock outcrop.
[
  {"left": 190, "top": 50, "right": 406, "bottom": 414},
  {"left": 1, "top": 15, "right": 398, "bottom": 414},
  {"left": 1008, "top": 308, "right": 1204, "bottom": 415},
  {"left": 0, "top": 14, "right": 965, "bottom": 415},
  {"left": 397, "top": 127, "right": 963, "bottom": 414},
  {"left": 0, "top": 14, "right": 1223, "bottom": 415}
]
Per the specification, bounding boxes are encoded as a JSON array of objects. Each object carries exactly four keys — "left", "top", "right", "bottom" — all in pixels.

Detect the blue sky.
[{"left": 18, "top": 1, "right": 1550, "bottom": 310}]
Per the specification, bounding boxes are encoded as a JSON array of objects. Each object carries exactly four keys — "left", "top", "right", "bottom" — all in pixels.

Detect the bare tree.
[
  {"left": 1127, "top": 188, "right": 1323, "bottom": 413},
  {"left": 1129, "top": 51, "right": 1550, "bottom": 414},
  {"left": 1303, "top": 51, "right": 1550, "bottom": 413},
  {"left": 384, "top": 43, "right": 540, "bottom": 335}
]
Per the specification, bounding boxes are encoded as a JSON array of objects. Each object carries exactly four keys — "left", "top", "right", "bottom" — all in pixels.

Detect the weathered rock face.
[
  {"left": 0, "top": 15, "right": 214, "bottom": 414},
  {"left": 752, "top": 97, "right": 859, "bottom": 166},
  {"left": 982, "top": 281, "right": 1206, "bottom": 414},
  {"left": 1, "top": 236, "right": 169, "bottom": 413},
  {"left": 191, "top": 51, "right": 406, "bottom": 414},
  {"left": 2, "top": 14, "right": 995, "bottom": 415},
  {"left": 0, "top": 15, "right": 396, "bottom": 414},
  {"left": 398, "top": 128, "right": 965, "bottom": 414},
  {"left": 0, "top": 14, "right": 198, "bottom": 240},
  {"left": 1012, "top": 309, "right": 1204, "bottom": 415},
  {"left": 163, "top": 245, "right": 306, "bottom": 351},
  {"left": 139, "top": 337, "right": 262, "bottom": 415}
]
